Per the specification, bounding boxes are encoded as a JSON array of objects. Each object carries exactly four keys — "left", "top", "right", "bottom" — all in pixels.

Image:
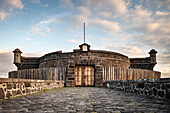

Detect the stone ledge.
[
  {"left": 105, "top": 78, "right": 170, "bottom": 83},
  {"left": 0, "top": 78, "right": 64, "bottom": 83}
]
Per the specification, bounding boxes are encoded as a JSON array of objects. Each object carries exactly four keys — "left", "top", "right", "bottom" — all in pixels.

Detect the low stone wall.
[
  {"left": 0, "top": 78, "right": 64, "bottom": 99},
  {"left": 105, "top": 78, "right": 170, "bottom": 100}
]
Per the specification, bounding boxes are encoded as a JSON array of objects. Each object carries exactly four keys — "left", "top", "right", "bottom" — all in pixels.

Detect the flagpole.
[{"left": 84, "top": 22, "right": 85, "bottom": 43}]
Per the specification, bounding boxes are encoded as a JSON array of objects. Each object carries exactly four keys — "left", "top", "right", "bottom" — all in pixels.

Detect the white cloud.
[
  {"left": 26, "top": 18, "right": 59, "bottom": 36},
  {"left": 34, "top": 18, "right": 60, "bottom": 27},
  {"left": 30, "top": 0, "right": 48, "bottom": 7},
  {"left": 85, "top": 0, "right": 128, "bottom": 18},
  {"left": 0, "top": 11, "right": 9, "bottom": 21},
  {"left": 162, "top": 70, "right": 170, "bottom": 75},
  {"left": 141, "top": 0, "right": 170, "bottom": 10},
  {"left": 68, "top": 0, "right": 129, "bottom": 28},
  {"left": 69, "top": 39, "right": 79, "bottom": 43},
  {"left": 0, "top": 50, "right": 16, "bottom": 78},
  {"left": 28, "top": 27, "right": 46, "bottom": 36},
  {"left": 98, "top": 11, "right": 112, "bottom": 18},
  {"left": 0, "top": 0, "right": 23, "bottom": 21},
  {"left": 156, "top": 11, "right": 170, "bottom": 16},
  {"left": 61, "top": 0, "right": 73, "bottom": 8},
  {"left": 130, "top": 5, "right": 152, "bottom": 24},
  {"left": 146, "top": 23, "right": 160, "bottom": 32},
  {"left": 45, "top": 27, "right": 50, "bottom": 33},
  {"left": 70, "top": 14, "right": 89, "bottom": 28},
  {"left": 39, "top": 18, "right": 59, "bottom": 25},
  {"left": 1, "top": 0, "right": 23, "bottom": 9},
  {"left": 78, "top": 6, "right": 91, "bottom": 16},
  {"left": 102, "top": 42, "right": 146, "bottom": 57},
  {"left": 92, "top": 19, "right": 121, "bottom": 32},
  {"left": 26, "top": 38, "right": 31, "bottom": 41}
]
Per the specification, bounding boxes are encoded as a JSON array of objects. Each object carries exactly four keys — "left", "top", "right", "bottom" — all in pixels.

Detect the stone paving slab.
[{"left": 0, "top": 87, "right": 170, "bottom": 113}]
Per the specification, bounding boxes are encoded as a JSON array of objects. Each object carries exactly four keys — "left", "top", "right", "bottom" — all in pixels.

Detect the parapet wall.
[
  {"left": 105, "top": 78, "right": 170, "bottom": 100},
  {"left": 0, "top": 78, "right": 64, "bottom": 99},
  {"left": 103, "top": 67, "right": 161, "bottom": 81},
  {"left": 130, "top": 57, "right": 156, "bottom": 70}
]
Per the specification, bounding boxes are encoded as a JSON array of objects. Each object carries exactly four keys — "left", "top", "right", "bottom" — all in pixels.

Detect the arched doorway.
[{"left": 75, "top": 66, "right": 94, "bottom": 86}]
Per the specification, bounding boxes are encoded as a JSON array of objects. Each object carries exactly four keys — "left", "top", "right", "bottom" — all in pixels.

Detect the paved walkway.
[{"left": 0, "top": 87, "right": 170, "bottom": 113}]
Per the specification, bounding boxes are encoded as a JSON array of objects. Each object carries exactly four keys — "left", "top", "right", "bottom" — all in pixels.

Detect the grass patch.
[
  {"left": 43, "top": 87, "right": 65, "bottom": 92},
  {"left": 126, "top": 102, "right": 131, "bottom": 104}
]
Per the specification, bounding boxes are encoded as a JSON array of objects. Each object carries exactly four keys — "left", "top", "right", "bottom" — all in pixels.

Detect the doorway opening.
[{"left": 75, "top": 66, "right": 94, "bottom": 86}]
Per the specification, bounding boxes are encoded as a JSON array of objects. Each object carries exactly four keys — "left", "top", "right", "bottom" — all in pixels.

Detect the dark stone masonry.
[
  {"left": 0, "top": 78, "right": 64, "bottom": 99},
  {"left": 0, "top": 87, "right": 169, "bottom": 113},
  {"left": 11, "top": 43, "right": 160, "bottom": 87},
  {"left": 105, "top": 78, "right": 170, "bottom": 100}
]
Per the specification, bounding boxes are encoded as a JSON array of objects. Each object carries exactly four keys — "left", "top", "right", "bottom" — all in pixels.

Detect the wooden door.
[{"left": 75, "top": 66, "right": 94, "bottom": 86}]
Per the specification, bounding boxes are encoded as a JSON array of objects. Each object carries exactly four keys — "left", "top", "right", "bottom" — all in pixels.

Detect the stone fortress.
[
  {"left": 9, "top": 23, "right": 160, "bottom": 87},
  {"left": 10, "top": 42, "right": 160, "bottom": 87},
  {"left": 3, "top": 24, "right": 169, "bottom": 101}
]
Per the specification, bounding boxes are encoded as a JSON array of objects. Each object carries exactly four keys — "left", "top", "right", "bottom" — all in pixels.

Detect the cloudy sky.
[{"left": 0, "top": 0, "right": 170, "bottom": 78}]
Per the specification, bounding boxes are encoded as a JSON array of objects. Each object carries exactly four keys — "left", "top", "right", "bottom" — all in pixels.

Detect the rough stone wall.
[
  {"left": 0, "top": 78, "right": 64, "bottom": 99},
  {"left": 37, "top": 50, "right": 130, "bottom": 87},
  {"left": 19, "top": 57, "right": 39, "bottom": 70},
  {"left": 66, "top": 55, "right": 103, "bottom": 87},
  {"left": 130, "top": 57, "right": 156, "bottom": 70},
  {"left": 17, "top": 50, "right": 130, "bottom": 70},
  {"left": 39, "top": 50, "right": 130, "bottom": 68},
  {"left": 105, "top": 78, "right": 170, "bottom": 100}
]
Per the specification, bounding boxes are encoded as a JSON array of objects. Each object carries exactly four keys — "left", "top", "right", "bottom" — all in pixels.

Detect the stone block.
[
  {"left": 166, "top": 83, "right": 170, "bottom": 88},
  {"left": 22, "top": 90, "right": 26, "bottom": 94},
  {"left": 7, "top": 84, "right": 13, "bottom": 89},
  {"left": 154, "top": 84, "right": 160, "bottom": 89},
  {"left": 6, "top": 91, "right": 12, "bottom": 98},
  {"left": 153, "top": 88, "right": 158, "bottom": 96},
  {"left": 12, "top": 90, "right": 17, "bottom": 96},
  {"left": 148, "top": 90, "right": 152, "bottom": 95},
  {"left": 26, "top": 88, "right": 32, "bottom": 93},
  {"left": 158, "top": 91, "right": 164, "bottom": 98},
  {"left": 0, "top": 88, "right": 5, "bottom": 99},
  {"left": 162, "top": 83, "right": 166, "bottom": 89},
  {"left": 13, "top": 84, "right": 16, "bottom": 89},
  {"left": 17, "top": 90, "right": 22, "bottom": 95},
  {"left": 165, "top": 90, "right": 170, "bottom": 99},
  {"left": 25, "top": 83, "right": 31, "bottom": 87},
  {"left": 137, "top": 83, "right": 144, "bottom": 88}
]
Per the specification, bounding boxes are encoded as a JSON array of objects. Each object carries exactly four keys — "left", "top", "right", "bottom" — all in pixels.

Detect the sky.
[{"left": 0, "top": 0, "right": 170, "bottom": 78}]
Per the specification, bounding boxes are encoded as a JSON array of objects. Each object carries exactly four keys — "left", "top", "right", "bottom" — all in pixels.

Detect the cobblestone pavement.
[{"left": 0, "top": 87, "right": 170, "bottom": 113}]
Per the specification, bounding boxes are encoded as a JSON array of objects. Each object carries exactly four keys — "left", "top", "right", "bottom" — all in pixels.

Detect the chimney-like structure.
[
  {"left": 13, "top": 48, "right": 22, "bottom": 69},
  {"left": 149, "top": 49, "right": 157, "bottom": 64}
]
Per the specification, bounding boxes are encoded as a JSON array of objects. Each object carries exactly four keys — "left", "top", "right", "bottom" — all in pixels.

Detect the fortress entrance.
[{"left": 75, "top": 66, "right": 94, "bottom": 86}]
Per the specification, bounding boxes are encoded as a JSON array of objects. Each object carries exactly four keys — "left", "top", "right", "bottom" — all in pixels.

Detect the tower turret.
[
  {"left": 149, "top": 49, "right": 157, "bottom": 64},
  {"left": 13, "top": 48, "right": 22, "bottom": 69}
]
